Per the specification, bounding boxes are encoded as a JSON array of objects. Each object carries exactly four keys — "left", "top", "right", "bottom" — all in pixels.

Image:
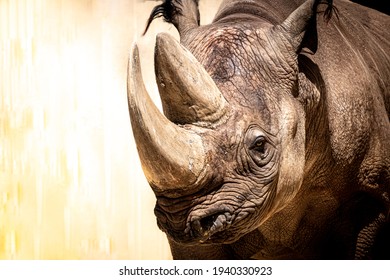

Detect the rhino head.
[{"left": 128, "top": 0, "right": 328, "bottom": 245}]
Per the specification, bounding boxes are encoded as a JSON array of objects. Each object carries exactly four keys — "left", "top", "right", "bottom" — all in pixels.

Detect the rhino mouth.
[
  {"left": 155, "top": 178, "right": 276, "bottom": 244},
  {"left": 154, "top": 196, "right": 243, "bottom": 244},
  {"left": 185, "top": 211, "right": 235, "bottom": 242}
]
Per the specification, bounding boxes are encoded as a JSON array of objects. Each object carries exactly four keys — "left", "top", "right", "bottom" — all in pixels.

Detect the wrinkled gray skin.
[{"left": 129, "top": 0, "right": 390, "bottom": 259}]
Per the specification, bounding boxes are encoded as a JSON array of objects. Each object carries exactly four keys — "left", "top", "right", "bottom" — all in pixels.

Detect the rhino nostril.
[
  {"left": 192, "top": 219, "right": 204, "bottom": 236},
  {"left": 200, "top": 215, "right": 217, "bottom": 232},
  {"left": 186, "top": 217, "right": 210, "bottom": 238}
]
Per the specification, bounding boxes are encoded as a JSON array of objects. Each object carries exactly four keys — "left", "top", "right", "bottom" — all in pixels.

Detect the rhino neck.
[
  {"left": 297, "top": 54, "right": 323, "bottom": 112},
  {"left": 296, "top": 53, "right": 336, "bottom": 188}
]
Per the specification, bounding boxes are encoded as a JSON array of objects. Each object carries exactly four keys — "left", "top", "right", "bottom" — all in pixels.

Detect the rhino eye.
[
  {"left": 251, "top": 136, "right": 266, "bottom": 154},
  {"left": 249, "top": 137, "right": 270, "bottom": 166},
  {"left": 245, "top": 126, "right": 275, "bottom": 167}
]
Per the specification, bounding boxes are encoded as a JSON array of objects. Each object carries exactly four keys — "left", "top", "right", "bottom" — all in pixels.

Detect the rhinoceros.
[{"left": 127, "top": 0, "right": 390, "bottom": 259}]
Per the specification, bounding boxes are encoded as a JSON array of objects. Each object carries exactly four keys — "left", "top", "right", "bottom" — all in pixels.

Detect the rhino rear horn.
[{"left": 155, "top": 32, "right": 227, "bottom": 127}]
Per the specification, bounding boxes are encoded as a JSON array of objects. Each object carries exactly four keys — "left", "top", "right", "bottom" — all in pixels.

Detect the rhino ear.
[
  {"left": 277, "top": 0, "right": 336, "bottom": 54},
  {"left": 143, "top": 0, "right": 200, "bottom": 37}
]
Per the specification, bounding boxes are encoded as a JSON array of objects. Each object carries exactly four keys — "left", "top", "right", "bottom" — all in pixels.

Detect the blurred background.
[{"left": 0, "top": 0, "right": 222, "bottom": 259}]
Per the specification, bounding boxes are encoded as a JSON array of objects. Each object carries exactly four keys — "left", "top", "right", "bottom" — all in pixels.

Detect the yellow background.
[{"left": 0, "top": 0, "right": 222, "bottom": 259}]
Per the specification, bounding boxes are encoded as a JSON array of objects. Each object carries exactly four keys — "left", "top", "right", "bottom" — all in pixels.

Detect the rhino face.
[
  {"left": 176, "top": 123, "right": 282, "bottom": 244},
  {"left": 128, "top": 2, "right": 315, "bottom": 244}
]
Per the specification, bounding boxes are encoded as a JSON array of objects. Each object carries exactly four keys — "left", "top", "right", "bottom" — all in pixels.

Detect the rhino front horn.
[
  {"left": 127, "top": 43, "right": 207, "bottom": 192},
  {"left": 155, "top": 33, "right": 228, "bottom": 127}
]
